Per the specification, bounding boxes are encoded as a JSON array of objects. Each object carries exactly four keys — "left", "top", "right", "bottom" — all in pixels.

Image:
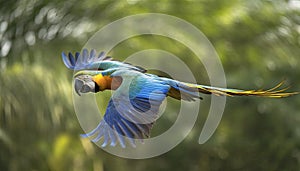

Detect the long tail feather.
[{"left": 185, "top": 81, "right": 299, "bottom": 98}]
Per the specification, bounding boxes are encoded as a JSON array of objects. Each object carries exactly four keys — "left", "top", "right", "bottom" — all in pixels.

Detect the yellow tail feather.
[{"left": 186, "top": 81, "right": 299, "bottom": 98}]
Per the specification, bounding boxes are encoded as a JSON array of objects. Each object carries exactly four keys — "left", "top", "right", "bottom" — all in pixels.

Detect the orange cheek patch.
[
  {"left": 92, "top": 74, "right": 121, "bottom": 91},
  {"left": 92, "top": 74, "right": 108, "bottom": 91}
]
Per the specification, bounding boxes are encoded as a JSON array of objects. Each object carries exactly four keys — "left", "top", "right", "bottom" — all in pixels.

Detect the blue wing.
[
  {"left": 62, "top": 49, "right": 146, "bottom": 72},
  {"left": 62, "top": 49, "right": 108, "bottom": 70},
  {"left": 81, "top": 70, "right": 170, "bottom": 148}
]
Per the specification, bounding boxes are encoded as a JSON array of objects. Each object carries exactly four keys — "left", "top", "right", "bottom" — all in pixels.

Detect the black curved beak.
[{"left": 74, "top": 75, "right": 96, "bottom": 96}]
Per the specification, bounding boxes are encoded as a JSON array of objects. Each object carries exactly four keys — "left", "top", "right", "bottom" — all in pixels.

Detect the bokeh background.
[{"left": 1, "top": 0, "right": 300, "bottom": 170}]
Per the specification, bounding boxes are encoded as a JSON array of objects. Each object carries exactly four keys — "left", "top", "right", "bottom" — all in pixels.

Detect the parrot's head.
[{"left": 74, "top": 73, "right": 100, "bottom": 96}]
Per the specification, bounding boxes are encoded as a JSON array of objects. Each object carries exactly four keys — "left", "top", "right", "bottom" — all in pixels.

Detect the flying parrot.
[{"left": 62, "top": 49, "right": 298, "bottom": 148}]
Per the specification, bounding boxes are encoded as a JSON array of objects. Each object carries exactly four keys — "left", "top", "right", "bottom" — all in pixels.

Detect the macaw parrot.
[{"left": 62, "top": 49, "right": 298, "bottom": 148}]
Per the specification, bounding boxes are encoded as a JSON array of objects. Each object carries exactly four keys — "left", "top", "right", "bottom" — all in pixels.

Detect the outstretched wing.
[
  {"left": 62, "top": 49, "right": 107, "bottom": 70},
  {"left": 62, "top": 49, "right": 146, "bottom": 72},
  {"left": 82, "top": 70, "right": 170, "bottom": 148}
]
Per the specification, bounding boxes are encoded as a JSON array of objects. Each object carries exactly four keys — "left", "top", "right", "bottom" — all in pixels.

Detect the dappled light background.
[{"left": 1, "top": 0, "right": 300, "bottom": 170}]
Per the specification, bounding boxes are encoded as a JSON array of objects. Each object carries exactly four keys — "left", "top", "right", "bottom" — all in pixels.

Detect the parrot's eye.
[{"left": 74, "top": 75, "right": 96, "bottom": 96}]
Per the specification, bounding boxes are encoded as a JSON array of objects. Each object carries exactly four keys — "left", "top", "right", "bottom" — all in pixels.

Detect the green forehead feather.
[{"left": 74, "top": 70, "right": 103, "bottom": 77}]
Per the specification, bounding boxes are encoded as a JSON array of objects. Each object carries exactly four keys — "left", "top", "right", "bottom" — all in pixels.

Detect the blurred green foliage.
[{"left": 1, "top": 0, "right": 300, "bottom": 170}]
